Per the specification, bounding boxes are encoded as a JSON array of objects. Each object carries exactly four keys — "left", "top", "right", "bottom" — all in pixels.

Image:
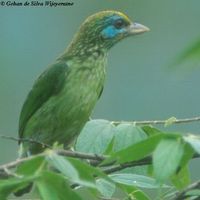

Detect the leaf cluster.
[{"left": 0, "top": 119, "right": 200, "bottom": 200}]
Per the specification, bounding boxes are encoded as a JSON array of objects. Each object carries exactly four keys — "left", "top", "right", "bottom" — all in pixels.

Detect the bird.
[
  {"left": 16, "top": 11, "right": 149, "bottom": 195},
  {"left": 18, "top": 10, "right": 149, "bottom": 158}
]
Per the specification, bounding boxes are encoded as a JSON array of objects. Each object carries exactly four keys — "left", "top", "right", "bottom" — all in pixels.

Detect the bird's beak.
[{"left": 129, "top": 22, "right": 150, "bottom": 35}]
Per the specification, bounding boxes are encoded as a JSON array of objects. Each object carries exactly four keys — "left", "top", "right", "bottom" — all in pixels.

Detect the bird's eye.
[{"left": 114, "top": 19, "right": 125, "bottom": 29}]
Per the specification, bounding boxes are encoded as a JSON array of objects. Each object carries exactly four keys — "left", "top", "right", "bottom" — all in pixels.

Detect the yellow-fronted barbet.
[
  {"left": 15, "top": 10, "right": 149, "bottom": 197},
  {"left": 19, "top": 10, "right": 149, "bottom": 157}
]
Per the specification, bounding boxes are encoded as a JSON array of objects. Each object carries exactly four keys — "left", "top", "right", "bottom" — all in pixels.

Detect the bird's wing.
[{"left": 19, "top": 61, "right": 68, "bottom": 138}]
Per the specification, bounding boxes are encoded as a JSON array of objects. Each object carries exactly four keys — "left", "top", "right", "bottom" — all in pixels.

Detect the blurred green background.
[{"left": 1, "top": 0, "right": 200, "bottom": 180}]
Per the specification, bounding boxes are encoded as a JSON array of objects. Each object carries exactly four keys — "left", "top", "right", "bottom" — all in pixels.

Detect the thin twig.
[
  {"left": 112, "top": 116, "right": 200, "bottom": 125},
  {"left": 0, "top": 149, "right": 105, "bottom": 173},
  {"left": 102, "top": 156, "right": 152, "bottom": 174},
  {"left": 102, "top": 153, "right": 200, "bottom": 174},
  {"left": 173, "top": 180, "right": 200, "bottom": 200},
  {"left": 55, "top": 149, "right": 106, "bottom": 161},
  {"left": 0, "top": 135, "right": 52, "bottom": 149},
  {"left": 1, "top": 116, "right": 200, "bottom": 146}
]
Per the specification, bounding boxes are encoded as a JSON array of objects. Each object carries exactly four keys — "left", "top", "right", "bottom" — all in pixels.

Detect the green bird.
[
  {"left": 18, "top": 10, "right": 149, "bottom": 157},
  {"left": 15, "top": 10, "right": 149, "bottom": 196}
]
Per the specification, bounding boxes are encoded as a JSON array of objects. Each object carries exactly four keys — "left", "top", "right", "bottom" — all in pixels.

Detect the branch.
[
  {"left": 102, "top": 157, "right": 152, "bottom": 174},
  {"left": 0, "top": 148, "right": 199, "bottom": 179},
  {"left": 173, "top": 180, "right": 200, "bottom": 200},
  {"left": 103, "top": 153, "right": 200, "bottom": 175},
  {"left": 55, "top": 149, "right": 105, "bottom": 161},
  {"left": 0, "top": 149, "right": 106, "bottom": 178},
  {"left": 0, "top": 135, "right": 52, "bottom": 149},
  {"left": 112, "top": 116, "right": 200, "bottom": 125},
  {"left": 1, "top": 116, "right": 200, "bottom": 147}
]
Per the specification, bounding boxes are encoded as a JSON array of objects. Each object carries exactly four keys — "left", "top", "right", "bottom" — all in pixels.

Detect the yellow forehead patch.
[
  {"left": 87, "top": 10, "right": 133, "bottom": 24},
  {"left": 114, "top": 11, "right": 132, "bottom": 23}
]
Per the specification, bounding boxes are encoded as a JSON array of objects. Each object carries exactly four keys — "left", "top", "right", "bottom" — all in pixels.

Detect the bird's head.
[{"left": 67, "top": 10, "right": 149, "bottom": 56}]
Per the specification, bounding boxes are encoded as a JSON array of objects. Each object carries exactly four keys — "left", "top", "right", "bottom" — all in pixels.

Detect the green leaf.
[
  {"left": 113, "top": 124, "right": 147, "bottom": 152},
  {"left": 47, "top": 152, "right": 79, "bottom": 180},
  {"left": 16, "top": 155, "right": 44, "bottom": 175},
  {"left": 171, "top": 165, "right": 190, "bottom": 189},
  {"left": 105, "top": 133, "right": 164, "bottom": 164},
  {"left": 66, "top": 159, "right": 114, "bottom": 197},
  {"left": 119, "top": 184, "right": 150, "bottom": 200},
  {"left": 119, "top": 165, "right": 148, "bottom": 176},
  {"left": 67, "top": 157, "right": 106, "bottom": 188},
  {"left": 75, "top": 120, "right": 115, "bottom": 154},
  {"left": 0, "top": 155, "right": 45, "bottom": 198},
  {"left": 186, "top": 189, "right": 200, "bottom": 197},
  {"left": 110, "top": 173, "right": 169, "bottom": 189},
  {"left": 96, "top": 178, "right": 116, "bottom": 198},
  {"left": 0, "top": 175, "right": 37, "bottom": 199},
  {"left": 142, "top": 126, "right": 163, "bottom": 136},
  {"left": 36, "top": 171, "right": 82, "bottom": 200},
  {"left": 76, "top": 187, "right": 99, "bottom": 200},
  {"left": 170, "top": 143, "right": 193, "bottom": 190},
  {"left": 179, "top": 143, "right": 194, "bottom": 168},
  {"left": 184, "top": 135, "right": 200, "bottom": 154},
  {"left": 47, "top": 153, "right": 110, "bottom": 189},
  {"left": 128, "top": 189, "right": 151, "bottom": 200},
  {"left": 153, "top": 138, "right": 184, "bottom": 183}
]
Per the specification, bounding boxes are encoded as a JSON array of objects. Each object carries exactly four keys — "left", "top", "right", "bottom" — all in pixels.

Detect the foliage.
[{"left": 0, "top": 119, "right": 200, "bottom": 200}]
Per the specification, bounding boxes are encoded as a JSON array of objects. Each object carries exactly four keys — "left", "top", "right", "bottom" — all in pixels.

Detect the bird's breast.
[{"left": 55, "top": 56, "right": 106, "bottom": 119}]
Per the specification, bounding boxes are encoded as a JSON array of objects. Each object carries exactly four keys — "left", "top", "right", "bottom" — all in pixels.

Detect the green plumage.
[
  {"left": 19, "top": 10, "right": 149, "bottom": 156},
  {"left": 20, "top": 56, "right": 106, "bottom": 155}
]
